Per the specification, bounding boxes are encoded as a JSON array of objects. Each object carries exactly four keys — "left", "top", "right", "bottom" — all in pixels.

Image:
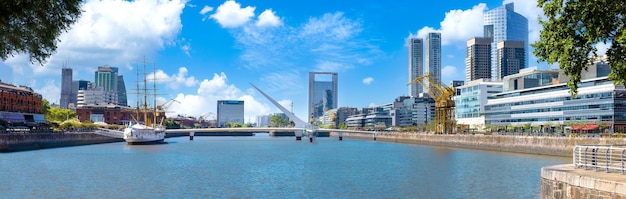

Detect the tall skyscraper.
[
  {"left": 466, "top": 37, "right": 493, "bottom": 81},
  {"left": 484, "top": 3, "right": 528, "bottom": 81},
  {"left": 308, "top": 72, "right": 338, "bottom": 121},
  {"left": 408, "top": 38, "right": 423, "bottom": 97},
  {"left": 93, "top": 65, "right": 127, "bottom": 105},
  {"left": 425, "top": 32, "right": 442, "bottom": 90},
  {"left": 94, "top": 66, "right": 118, "bottom": 92},
  {"left": 217, "top": 100, "right": 244, "bottom": 127},
  {"left": 497, "top": 40, "right": 526, "bottom": 79},
  {"left": 60, "top": 68, "right": 73, "bottom": 108},
  {"left": 117, "top": 75, "right": 127, "bottom": 106}
]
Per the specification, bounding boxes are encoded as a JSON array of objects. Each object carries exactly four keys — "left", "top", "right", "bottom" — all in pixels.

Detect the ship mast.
[
  {"left": 153, "top": 62, "right": 157, "bottom": 128},
  {"left": 143, "top": 58, "right": 148, "bottom": 125}
]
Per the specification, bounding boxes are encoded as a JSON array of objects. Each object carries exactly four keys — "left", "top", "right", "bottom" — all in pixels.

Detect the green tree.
[
  {"left": 0, "top": 1, "right": 83, "bottom": 64},
  {"left": 45, "top": 106, "right": 75, "bottom": 123},
  {"left": 269, "top": 114, "right": 289, "bottom": 127},
  {"left": 338, "top": 122, "right": 346, "bottom": 129},
  {"left": 41, "top": 98, "right": 50, "bottom": 115},
  {"left": 533, "top": 1, "right": 626, "bottom": 96}
]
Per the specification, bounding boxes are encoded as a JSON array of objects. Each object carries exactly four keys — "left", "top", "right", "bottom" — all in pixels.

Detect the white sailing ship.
[
  {"left": 123, "top": 122, "right": 165, "bottom": 144},
  {"left": 123, "top": 60, "right": 166, "bottom": 144}
]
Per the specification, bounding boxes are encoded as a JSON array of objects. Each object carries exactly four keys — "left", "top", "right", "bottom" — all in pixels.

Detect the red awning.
[
  {"left": 581, "top": 124, "right": 599, "bottom": 131},
  {"left": 570, "top": 125, "right": 582, "bottom": 130}
]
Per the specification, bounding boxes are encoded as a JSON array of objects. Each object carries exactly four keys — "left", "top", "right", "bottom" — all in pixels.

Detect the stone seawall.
[
  {"left": 331, "top": 132, "right": 626, "bottom": 157},
  {"left": 541, "top": 164, "right": 626, "bottom": 199},
  {"left": 0, "top": 133, "right": 123, "bottom": 152}
]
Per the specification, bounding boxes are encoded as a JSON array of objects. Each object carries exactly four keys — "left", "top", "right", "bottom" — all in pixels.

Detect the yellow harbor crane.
[
  {"left": 408, "top": 73, "right": 456, "bottom": 134},
  {"left": 155, "top": 98, "right": 180, "bottom": 123}
]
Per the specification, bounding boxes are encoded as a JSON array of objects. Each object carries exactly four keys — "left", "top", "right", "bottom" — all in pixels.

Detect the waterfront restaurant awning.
[
  {"left": 570, "top": 125, "right": 582, "bottom": 130},
  {"left": 581, "top": 124, "right": 599, "bottom": 131}
]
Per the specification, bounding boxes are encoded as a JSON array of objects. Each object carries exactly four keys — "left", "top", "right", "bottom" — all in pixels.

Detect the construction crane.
[
  {"left": 408, "top": 73, "right": 456, "bottom": 134},
  {"left": 156, "top": 98, "right": 180, "bottom": 117}
]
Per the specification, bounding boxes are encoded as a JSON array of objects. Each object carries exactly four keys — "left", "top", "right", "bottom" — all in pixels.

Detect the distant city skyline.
[{"left": 1, "top": 0, "right": 559, "bottom": 123}]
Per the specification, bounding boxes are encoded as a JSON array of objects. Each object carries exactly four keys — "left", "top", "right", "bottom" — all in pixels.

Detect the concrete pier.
[
  {"left": 541, "top": 164, "right": 626, "bottom": 198},
  {"left": 0, "top": 133, "right": 123, "bottom": 152}
]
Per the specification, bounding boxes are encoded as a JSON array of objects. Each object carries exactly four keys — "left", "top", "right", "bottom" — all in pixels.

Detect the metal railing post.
[
  {"left": 584, "top": 147, "right": 589, "bottom": 170},
  {"left": 606, "top": 147, "right": 610, "bottom": 173},
  {"left": 622, "top": 149, "right": 626, "bottom": 175},
  {"left": 622, "top": 149, "right": 625, "bottom": 175}
]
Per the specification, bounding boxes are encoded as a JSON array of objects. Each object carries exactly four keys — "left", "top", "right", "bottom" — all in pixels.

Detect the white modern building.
[
  {"left": 76, "top": 87, "right": 118, "bottom": 108},
  {"left": 455, "top": 79, "right": 503, "bottom": 130}
]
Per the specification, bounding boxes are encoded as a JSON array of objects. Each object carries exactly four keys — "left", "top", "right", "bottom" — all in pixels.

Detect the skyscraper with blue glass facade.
[{"left": 483, "top": 3, "right": 528, "bottom": 81}]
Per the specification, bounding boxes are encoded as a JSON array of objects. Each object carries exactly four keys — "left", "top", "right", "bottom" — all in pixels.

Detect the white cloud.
[
  {"left": 411, "top": 3, "right": 487, "bottom": 46},
  {"left": 232, "top": 11, "right": 380, "bottom": 92},
  {"left": 300, "top": 12, "right": 362, "bottom": 41},
  {"left": 165, "top": 72, "right": 271, "bottom": 123},
  {"left": 199, "top": 5, "right": 214, "bottom": 15},
  {"left": 34, "top": 80, "right": 61, "bottom": 105},
  {"left": 256, "top": 9, "right": 282, "bottom": 27},
  {"left": 1, "top": 0, "right": 186, "bottom": 88},
  {"left": 362, "top": 77, "right": 374, "bottom": 85},
  {"left": 149, "top": 67, "right": 199, "bottom": 90},
  {"left": 442, "top": 65, "right": 458, "bottom": 78},
  {"left": 210, "top": 0, "right": 255, "bottom": 28}
]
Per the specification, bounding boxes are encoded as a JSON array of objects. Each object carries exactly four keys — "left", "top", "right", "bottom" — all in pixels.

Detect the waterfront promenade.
[
  {"left": 332, "top": 131, "right": 626, "bottom": 157},
  {"left": 541, "top": 164, "right": 626, "bottom": 198}
]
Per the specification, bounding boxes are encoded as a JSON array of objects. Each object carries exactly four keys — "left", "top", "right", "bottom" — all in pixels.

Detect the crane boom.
[{"left": 408, "top": 73, "right": 456, "bottom": 134}]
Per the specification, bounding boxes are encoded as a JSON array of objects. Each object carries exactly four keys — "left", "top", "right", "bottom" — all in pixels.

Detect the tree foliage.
[
  {"left": 532, "top": 0, "right": 626, "bottom": 96},
  {"left": 0, "top": 0, "right": 82, "bottom": 64},
  {"left": 45, "top": 106, "right": 75, "bottom": 123},
  {"left": 269, "top": 114, "right": 289, "bottom": 127}
]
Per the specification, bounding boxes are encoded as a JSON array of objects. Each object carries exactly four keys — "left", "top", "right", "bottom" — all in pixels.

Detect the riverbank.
[
  {"left": 331, "top": 132, "right": 626, "bottom": 157},
  {"left": 0, "top": 132, "right": 123, "bottom": 152}
]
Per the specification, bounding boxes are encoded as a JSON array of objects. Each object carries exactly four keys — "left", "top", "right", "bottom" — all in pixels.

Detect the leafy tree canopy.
[
  {"left": 0, "top": 0, "right": 82, "bottom": 64},
  {"left": 270, "top": 114, "right": 289, "bottom": 127},
  {"left": 45, "top": 106, "right": 76, "bottom": 123},
  {"left": 533, "top": 0, "right": 626, "bottom": 96}
]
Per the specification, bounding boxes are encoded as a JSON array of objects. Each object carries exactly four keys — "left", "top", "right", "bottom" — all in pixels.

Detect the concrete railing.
[{"left": 573, "top": 145, "right": 626, "bottom": 174}]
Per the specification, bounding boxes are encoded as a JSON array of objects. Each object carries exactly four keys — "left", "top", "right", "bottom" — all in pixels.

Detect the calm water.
[{"left": 0, "top": 134, "right": 568, "bottom": 198}]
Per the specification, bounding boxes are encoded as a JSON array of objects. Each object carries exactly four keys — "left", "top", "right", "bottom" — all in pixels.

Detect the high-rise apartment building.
[
  {"left": 408, "top": 38, "right": 424, "bottom": 97},
  {"left": 484, "top": 3, "right": 528, "bottom": 81},
  {"left": 466, "top": 37, "right": 493, "bottom": 82},
  {"left": 425, "top": 32, "right": 442, "bottom": 91},
  {"left": 60, "top": 68, "right": 73, "bottom": 108},
  {"left": 497, "top": 40, "right": 525, "bottom": 79},
  {"left": 217, "top": 100, "right": 244, "bottom": 127},
  {"left": 308, "top": 72, "right": 338, "bottom": 121}
]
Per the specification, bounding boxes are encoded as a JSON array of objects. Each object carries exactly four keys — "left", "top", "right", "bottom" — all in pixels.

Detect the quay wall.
[
  {"left": 540, "top": 164, "right": 626, "bottom": 199},
  {"left": 166, "top": 132, "right": 254, "bottom": 137},
  {"left": 331, "top": 132, "right": 626, "bottom": 157},
  {"left": 0, "top": 132, "right": 123, "bottom": 152}
]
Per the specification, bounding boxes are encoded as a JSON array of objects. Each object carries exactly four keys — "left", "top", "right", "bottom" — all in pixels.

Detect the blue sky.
[{"left": 0, "top": 0, "right": 550, "bottom": 122}]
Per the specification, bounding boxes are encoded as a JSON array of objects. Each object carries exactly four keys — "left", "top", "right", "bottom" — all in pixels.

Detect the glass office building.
[
  {"left": 217, "top": 100, "right": 244, "bottom": 127},
  {"left": 484, "top": 3, "right": 528, "bottom": 81}
]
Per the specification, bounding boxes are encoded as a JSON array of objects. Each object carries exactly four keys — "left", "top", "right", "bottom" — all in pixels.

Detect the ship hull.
[{"left": 123, "top": 124, "right": 166, "bottom": 145}]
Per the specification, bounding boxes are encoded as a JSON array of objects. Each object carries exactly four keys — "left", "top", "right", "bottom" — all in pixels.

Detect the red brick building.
[{"left": 76, "top": 105, "right": 165, "bottom": 126}]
